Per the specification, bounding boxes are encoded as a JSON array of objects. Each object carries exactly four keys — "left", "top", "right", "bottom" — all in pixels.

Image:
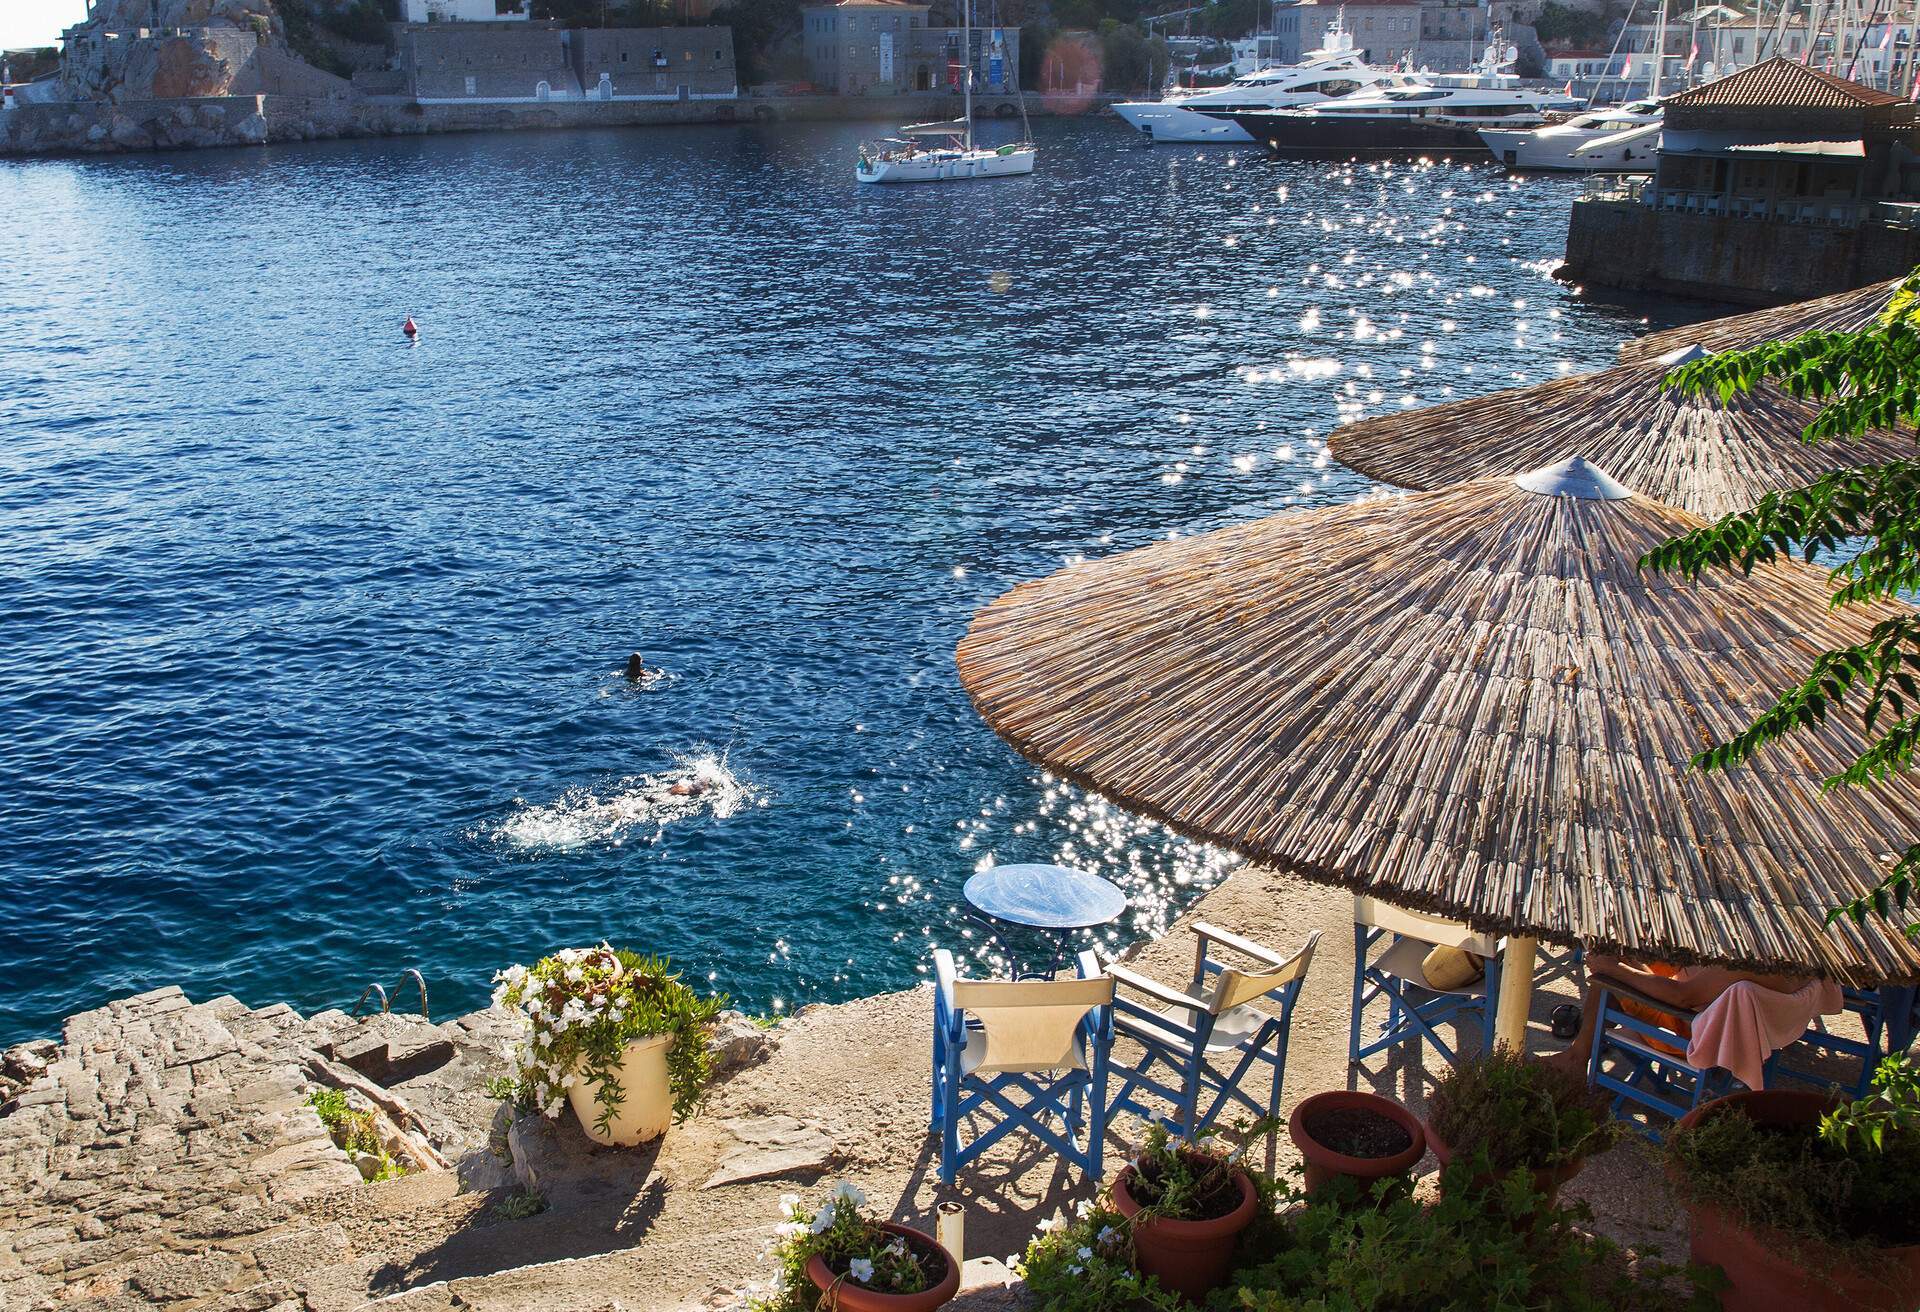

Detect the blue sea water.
[{"left": 0, "top": 116, "right": 1707, "bottom": 1043}]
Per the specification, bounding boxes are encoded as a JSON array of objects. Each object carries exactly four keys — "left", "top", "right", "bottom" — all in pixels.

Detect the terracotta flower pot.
[
  {"left": 1423, "top": 1118, "right": 1587, "bottom": 1208},
  {"left": 804, "top": 1222, "right": 960, "bottom": 1312},
  {"left": 1111, "top": 1155, "right": 1259, "bottom": 1304},
  {"left": 567, "top": 1032, "right": 674, "bottom": 1147},
  {"left": 1673, "top": 1089, "right": 1920, "bottom": 1312},
  {"left": 1288, "top": 1090, "right": 1426, "bottom": 1198}
]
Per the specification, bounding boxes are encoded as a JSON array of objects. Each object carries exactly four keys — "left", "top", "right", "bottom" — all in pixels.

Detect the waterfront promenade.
[{"left": 0, "top": 861, "right": 1702, "bottom": 1311}]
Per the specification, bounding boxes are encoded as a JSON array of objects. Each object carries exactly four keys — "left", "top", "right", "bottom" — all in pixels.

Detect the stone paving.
[{"left": 0, "top": 986, "right": 364, "bottom": 1311}]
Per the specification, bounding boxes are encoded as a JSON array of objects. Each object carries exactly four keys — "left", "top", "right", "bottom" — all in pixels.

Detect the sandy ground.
[{"left": 376, "top": 860, "right": 1810, "bottom": 1309}]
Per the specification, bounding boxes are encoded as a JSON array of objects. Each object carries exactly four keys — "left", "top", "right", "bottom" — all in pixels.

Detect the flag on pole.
[
  {"left": 1564, "top": 78, "right": 1574, "bottom": 95},
  {"left": 1685, "top": 40, "right": 1699, "bottom": 69}
]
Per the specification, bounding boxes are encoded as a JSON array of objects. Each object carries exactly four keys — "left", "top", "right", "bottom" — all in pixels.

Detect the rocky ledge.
[{"left": 0, "top": 987, "right": 777, "bottom": 1312}]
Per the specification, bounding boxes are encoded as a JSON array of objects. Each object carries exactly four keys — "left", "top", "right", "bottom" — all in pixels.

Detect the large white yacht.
[
  {"left": 1111, "top": 16, "right": 1411, "bottom": 145},
  {"left": 1223, "top": 38, "right": 1582, "bottom": 157},
  {"left": 1479, "top": 100, "right": 1663, "bottom": 171}
]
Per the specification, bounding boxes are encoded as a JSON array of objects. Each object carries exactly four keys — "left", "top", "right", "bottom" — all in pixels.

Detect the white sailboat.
[{"left": 855, "top": 2, "right": 1034, "bottom": 184}]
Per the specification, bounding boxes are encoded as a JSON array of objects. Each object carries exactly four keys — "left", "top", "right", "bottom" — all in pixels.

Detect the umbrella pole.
[{"left": 1494, "top": 936, "right": 1537, "bottom": 1051}]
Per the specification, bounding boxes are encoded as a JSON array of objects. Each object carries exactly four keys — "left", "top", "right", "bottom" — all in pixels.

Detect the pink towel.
[{"left": 1686, "top": 977, "right": 1845, "bottom": 1091}]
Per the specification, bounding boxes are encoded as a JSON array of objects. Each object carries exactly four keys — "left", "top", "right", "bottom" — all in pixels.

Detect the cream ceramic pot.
[{"left": 567, "top": 1032, "right": 674, "bottom": 1146}]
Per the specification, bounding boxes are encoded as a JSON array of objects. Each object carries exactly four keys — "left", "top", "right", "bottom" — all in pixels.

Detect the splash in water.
[{"left": 491, "top": 753, "right": 760, "bottom": 852}]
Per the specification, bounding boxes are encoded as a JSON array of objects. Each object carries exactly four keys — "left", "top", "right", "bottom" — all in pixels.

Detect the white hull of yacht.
[
  {"left": 1479, "top": 125, "right": 1657, "bottom": 172},
  {"left": 856, "top": 144, "right": 1037, "bottom": 183},
  {"left": 1111, "top": 101, "right": 1254, "bottom": 143}
]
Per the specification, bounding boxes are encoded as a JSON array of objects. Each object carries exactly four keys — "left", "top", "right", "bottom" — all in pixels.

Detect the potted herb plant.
[
  {"left": 1109, "top": 1122, "right": 1264, "bottom": 1302},
  {"left": 755, "top": 1180, "right": 959, "bottom": 1312},
  {"left": 1424, "top": 1045, "right": 1619, "bottom": 1206},
  {"left": 493, "top": 944, "right": 725, "bottom": 1146},
  {"left": 1666, "top": 1056, "right": 1920, "bottom": 1312},
  {"left": 1287, "top": 1089, "right": 1426, "bottom": 1199}
]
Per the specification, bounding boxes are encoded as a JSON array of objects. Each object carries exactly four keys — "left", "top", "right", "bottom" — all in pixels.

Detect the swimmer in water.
[{"left": 666, "top": 777, "right": 708, "bottom": 798}]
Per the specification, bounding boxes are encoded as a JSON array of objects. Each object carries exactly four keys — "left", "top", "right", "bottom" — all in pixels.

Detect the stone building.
[
  {"left": 798, "top": 0, "right": 1019, "bottom": 95},
  {"left": 1562, "top": 58, "right": 1920, "bottom": 303},
  {"left": 1295, "top": 0, "right": 1420, "bottom": 68},
  {"left": 396, "top": 23, "right": 735, "bottom": 102}
]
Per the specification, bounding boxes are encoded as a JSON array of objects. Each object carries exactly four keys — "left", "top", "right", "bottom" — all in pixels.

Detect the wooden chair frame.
[
  {"left": 1348, "top": 897, "right": 1500, "bottom": 1069},
  {"left": 930, "top": 948, "right": 1112, "bottom": 1185},
  {"left": 1587, "top": 980, "right": 1731, "bottom": 1140},
  {"left": 1105, "top": 923, "right": 1319, "bottom": 1140}
]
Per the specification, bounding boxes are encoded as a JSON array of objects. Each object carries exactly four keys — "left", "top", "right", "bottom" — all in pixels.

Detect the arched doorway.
[{"left": 915, "top": 63, "right": 933, "bottom": 91}]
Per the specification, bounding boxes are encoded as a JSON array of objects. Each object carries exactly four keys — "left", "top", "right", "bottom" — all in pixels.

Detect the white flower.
[
  {"left": 1077, "top": 1246, "right": 1093, "bottom": 1262},
  {"left": 774, "top": 1221, "right": 808, "bottom": 1240},
  {"left": 542, "top": 1096, "right": 564, "bottom": 1118},
  {"left": 848, "top": 1258, "right": 874, "bottom": 1284},
  {"left": 810, "top": 1203, "right": 836, "bottom": 1235},
  {"left": 884, "top": 1238, "right": 906, "bottom": 1258},
  {"left": 830, "top": 1180, "right": 868, "bottom": 1211},
  {"left": 1036, "top": 1215, "right": 1065, "bottom": 1234},
  {"left": 1074, "top": 1199, "right": 1094, "bottom": 1219},
  {"left": 1097, "top": 1226, "right": 1119, "bottom": 1245},
  {"left": 779, "top": 1193, "right": 801, "bottom": 1210},
  {"left": 1067, "top": 1264, "right": 1084, "bottom": 1276}
]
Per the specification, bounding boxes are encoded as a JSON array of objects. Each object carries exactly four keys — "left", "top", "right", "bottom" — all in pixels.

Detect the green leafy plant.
[
  {"left": 1639, "top": 269, "right": 1920, "bottom": 932},
  {"left": 1123, "top": 1118, "right": 1281, "bottom": 1224},
  {"left": 750, "top": 1181, "right": 939, "bottom": 1311},
  {"left": 1668, "top": 1061, "right": 1920, "bottom": 1261},
  {"left": 1822, "top": 1055, "right": 1920, "bottom": 1154},
  {"left": 1427, "top": 1045, "right": 1621, "bottom": 1172},
  {"left": 1021, "top": 1162, "right": 1716, "bottom": 1312},
  {"left": 306, "top": 1088, "right": 407, "bottom": 1183},
  {"left": 490, "top": 1188, "right": 546, "bottom": 1221},
  {"left": 1216, "top": 1168, "right": 1717, "bottom": 1312},
  {"left": 492, "top": 944, "right": 726, "bottom": 1135},
  {"left": 1021, "top": 1196, "right": 1188, "bottom": 1312}
]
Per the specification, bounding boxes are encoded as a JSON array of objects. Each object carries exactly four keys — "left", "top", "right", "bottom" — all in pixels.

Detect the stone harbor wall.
[
  {"left": 0, "top": 91, "right": 363, "bottom": 153},
  {"left": 1562, "top": 196, "right": 1920, "bottom": 305},
  {"left": 0, "top": 89, "right": 1084, "bottom": 156}
]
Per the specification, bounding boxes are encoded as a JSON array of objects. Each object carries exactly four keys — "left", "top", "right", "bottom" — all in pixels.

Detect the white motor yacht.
[
  {"left": 1112, "top": 15, "right": 1412, "bottom": 144},
  {"left": 1480, "top": 100, "right": 1663, "bottom": 171},
  {"left": 1224, "top": 39, "right": 1582, "bottom": 158}
]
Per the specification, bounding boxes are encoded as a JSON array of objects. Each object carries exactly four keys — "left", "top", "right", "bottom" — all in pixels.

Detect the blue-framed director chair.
[
  {"left": 1106, "top": 923, "right": 1320, "bottom": 1139},
  {"left": 1350, "top": 895, "right": 1501, "bottom": 1068},
  {"left": 931, "top": 948, "right": 1113, "bottom": 1184},
  {"left": 1587, "top": 980, "right": 1732, "bottom": 1137}
]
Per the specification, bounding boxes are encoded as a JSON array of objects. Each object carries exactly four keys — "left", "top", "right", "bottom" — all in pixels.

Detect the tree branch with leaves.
[{"left": 1640, "top": 269, "right": 1920, "bottom": 931}]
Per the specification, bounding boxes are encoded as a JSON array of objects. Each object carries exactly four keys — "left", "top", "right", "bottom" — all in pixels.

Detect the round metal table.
[{"left": 962, "top": 863, "right": 1127, "bottom": 976}]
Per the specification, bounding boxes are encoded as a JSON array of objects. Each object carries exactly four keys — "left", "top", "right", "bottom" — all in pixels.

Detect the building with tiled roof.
[{"left": 1562, "top": 56, "right": 1920, "bottom": 304}]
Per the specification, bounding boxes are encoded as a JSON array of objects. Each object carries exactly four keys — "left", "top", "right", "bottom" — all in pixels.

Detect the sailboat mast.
[
  {"left": 962, "top": 0, "right": 974, "bottom": 150},
  {"left": 1650, "top": 0, "right": 1667, "bottom": 95}
]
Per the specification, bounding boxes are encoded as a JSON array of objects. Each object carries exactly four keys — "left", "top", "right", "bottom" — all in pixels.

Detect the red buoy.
[{"left": 402, "top": 316, "right": 419, "bottom": 338}]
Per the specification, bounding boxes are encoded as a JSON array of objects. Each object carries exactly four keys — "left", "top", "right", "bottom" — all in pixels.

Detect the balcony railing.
[{"left": 1579, "top": 174, "right": 1649, "bottom": 203}]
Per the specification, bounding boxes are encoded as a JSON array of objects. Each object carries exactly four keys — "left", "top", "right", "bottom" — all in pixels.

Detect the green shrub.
[
  {"left": 1667, "top": 1058, "right": 1920, "bottom": 1257},
  {"left": 1428, "top": 1045, "right": 1619, "bottom": 1172},
  {"left": 1216, "top": 1169, "right": 1716, "bottom": 1312},
  {"left": 306, "top": 1088, "right": 407, "bottom": 1183},
  {"left": 1022, "top": 1163, "right": 1716, "bottom": 1312}
]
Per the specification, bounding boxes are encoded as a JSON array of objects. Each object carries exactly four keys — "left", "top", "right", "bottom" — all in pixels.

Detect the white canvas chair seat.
[
  {"left": 1115, "top": 994, "right": 1272, "bottom": 1054},
  {"left": 931, "top": 949, "right": 1112, "bottom": 1184},
  {"left": 1107, "top": 924, "right": 1319, "bottom": 1146},
  {"left": 1349, "top": 895, "right": 1501, "bottom": 1068},
  {"left": 1370, "top": 934, "right": 1490, "bottom": 1000}
]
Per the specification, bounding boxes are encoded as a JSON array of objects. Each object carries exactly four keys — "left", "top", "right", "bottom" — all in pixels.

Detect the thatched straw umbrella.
[
  {"left": 957, "top": 458, "right": 1920, "bottom": 1045},
  {"left": 1620, "top": 277, "right": 1901, "bottom": 364},
  {"left": 1327, "top": 351, "right": 1913, "bottom": 520}
]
